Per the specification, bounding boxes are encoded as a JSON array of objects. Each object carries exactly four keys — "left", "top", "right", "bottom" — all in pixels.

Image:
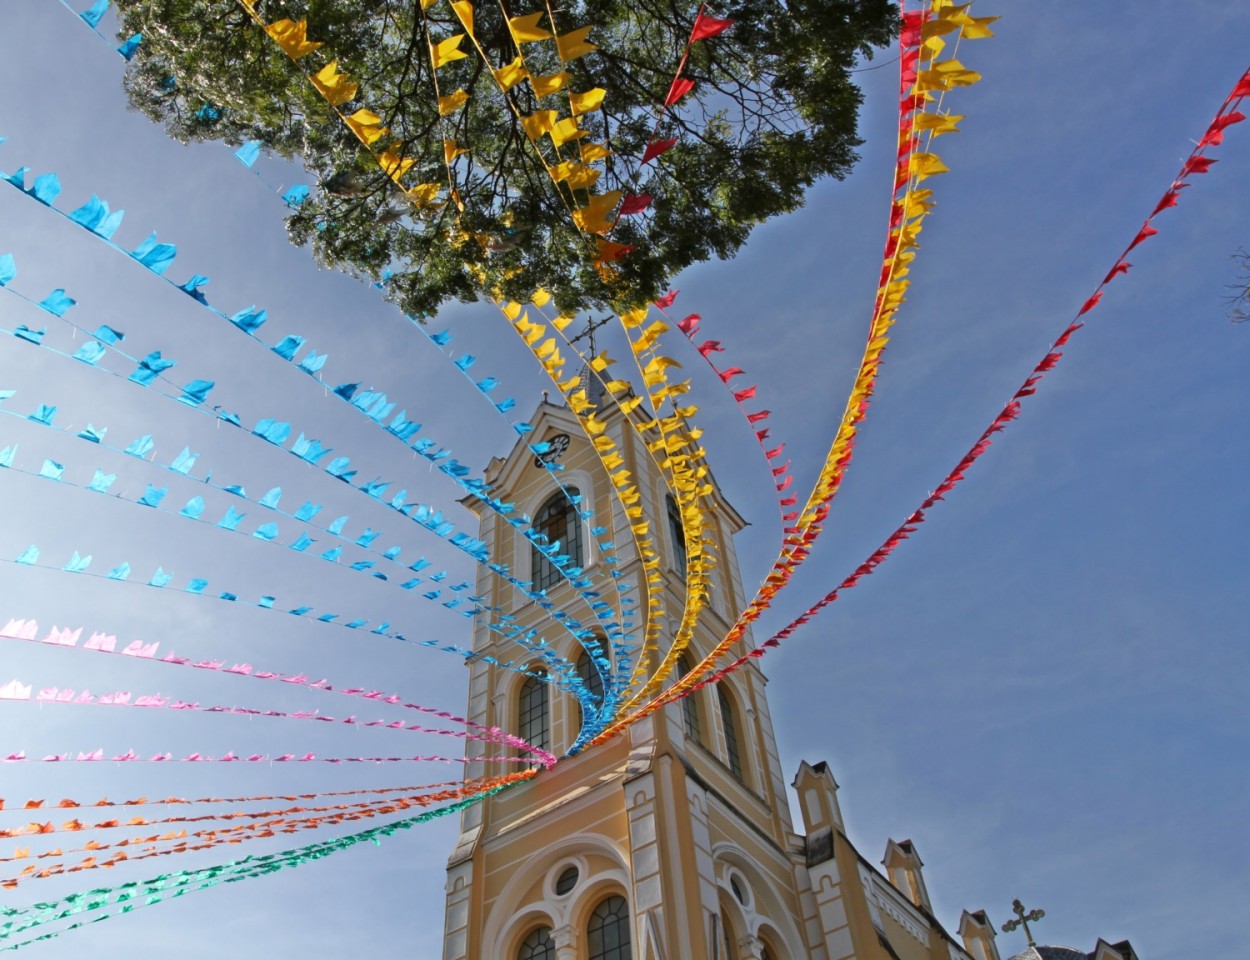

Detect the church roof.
[{"left": 1007, "top": 946, "right": 1091, "bottom": 960}]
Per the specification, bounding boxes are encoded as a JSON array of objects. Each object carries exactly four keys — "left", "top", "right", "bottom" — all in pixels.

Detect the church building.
[{"left": 439, "top": 381, "right": 1117, "bottom": 960}]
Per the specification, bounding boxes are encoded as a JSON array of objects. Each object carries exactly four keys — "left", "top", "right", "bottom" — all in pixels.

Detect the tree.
[{"left": 117, "top": 0, "right": 897, "bottom": 317}]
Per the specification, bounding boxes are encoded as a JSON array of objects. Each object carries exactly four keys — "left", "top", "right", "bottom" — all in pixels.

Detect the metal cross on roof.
[
  {"left": 569, "top": 313, "right": 613, "bottom": 357},
  {"left": 1001, "top": 899, "right": 1046, "bottom": 947}
]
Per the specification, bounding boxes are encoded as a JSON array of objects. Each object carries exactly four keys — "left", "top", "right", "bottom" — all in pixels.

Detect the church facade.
[{"left": 440, "top": 392, "right": 1031, "bottom": 960}]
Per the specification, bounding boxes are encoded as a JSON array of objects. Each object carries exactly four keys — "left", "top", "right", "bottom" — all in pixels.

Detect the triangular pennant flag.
[
  {"left": 555, "top": 26, "right": 596, "bottom": 62},
  {"left": 618, "top": 193, "right": 653, "bottom": 215},
  {"left": 569, "top": 88, "right": 606, "bottom": 115},
  {"left": 690, "top": 12, "right": 735, "bottom": 42},
  {"left": 665, "top": 76, "right": 696, "bottom": 106},
  {"left": 451, "top": 0, "right": 474, "bottom": 36},
  {"left": 493, "top": 56, "right": 527, "bottom": 91},
  {"left": 641, "top": 138, "right": 676, "bottom": 164},
  {"left": 508, "top": 12, "right": 550, "bottom": 43},
  {"left": 264, "top": 19, "right": 321, "bottom": 59},
  {"left": 311, "top": 60, "right": 358, "bottom": 106},
  {"left": 529, "top": 71, "right": 570, "bottom": 98},
  {"left": 432, "top": 34, "right": 469, "bottom": 69},
  {"left": 438, "top": 89, "right": 470, "bottom": 116}
]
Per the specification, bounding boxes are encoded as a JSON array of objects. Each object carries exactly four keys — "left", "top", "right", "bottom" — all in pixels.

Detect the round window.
[
  {"left": 554, "top": 865, "right": 579, "bottom": 896},
  {"left": 730, "top": 875, "right": 746, "bottom": 905}
]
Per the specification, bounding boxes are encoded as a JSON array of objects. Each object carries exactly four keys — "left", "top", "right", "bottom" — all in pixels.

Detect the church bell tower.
[{"left": 442, "top": 381, "right": 985, "bottom": 960}]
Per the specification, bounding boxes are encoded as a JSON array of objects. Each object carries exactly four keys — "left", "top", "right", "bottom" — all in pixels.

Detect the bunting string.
[
  {"left": 0, "top": 779, "right": 481, "bottom": 815},
  {"left": 0, "top": 774, "right": 523, "bottom": 889},
  {"left": 645, "top": 63, "right": 1250, "bottom": 702},
  {"left": 592, "top": 0, "right": 997, "bottom": 742},
  {"left": 0, "top": 159, "right": 631, "bottom": 681},
  {"left": 0, "top": 776, "right": 530, "bottom": 943},
  {"left": 0, "top": 617, "right": 554, "bottom": 761},
  {"left": 0, "top": 547, "right": 563, "bottom": 686}
]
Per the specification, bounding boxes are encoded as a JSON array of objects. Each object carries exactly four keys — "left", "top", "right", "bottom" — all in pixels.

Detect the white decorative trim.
[{"left": 858, "top": 863, "right": 929, "bottom": 945}]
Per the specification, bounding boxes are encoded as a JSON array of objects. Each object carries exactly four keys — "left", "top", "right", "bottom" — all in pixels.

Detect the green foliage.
[{"left": 117, "top": 0, "right": 896, "bottom": 316}]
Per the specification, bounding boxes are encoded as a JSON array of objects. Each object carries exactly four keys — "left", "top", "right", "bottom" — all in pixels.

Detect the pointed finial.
[{"left": 1001, "top": 899, "right": 1046, "bottom": 947}]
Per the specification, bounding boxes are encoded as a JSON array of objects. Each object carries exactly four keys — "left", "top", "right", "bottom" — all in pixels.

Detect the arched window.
[
  {"left": 576, "top": 635, "right": 609, "bottom": 708},
  {"left": 531, "top": 488, "right": 584, "bottom": 593},
  {"left": 517, "top": 925, "right": 555, "bottom": 960},
  {"left": 718, "top": 911, "right": 738, "bottom": 960},
  {"left": 676, "top": 654, "right": 702, "bottom": 744},
  {"left": 587, "top": 894, "right": 632, "bottom": 960},
  {"left": 518, "top": 672, "right": 549, "bottom": 753},
  {"left": 718, "top": 686, "right": 744, "bottom": 781},
  {"left": 666, "top": 495, "right": 687, "bottom": 573}
]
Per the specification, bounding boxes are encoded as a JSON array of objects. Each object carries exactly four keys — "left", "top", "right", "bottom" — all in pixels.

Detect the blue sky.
[{"left": 0, "top": 2, "right": 1247, "bottom": 957}]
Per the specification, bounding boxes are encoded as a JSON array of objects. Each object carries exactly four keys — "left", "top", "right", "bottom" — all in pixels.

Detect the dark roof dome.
[{"left": 1008, "top": 947, "right": 1092, "bottom": 960}]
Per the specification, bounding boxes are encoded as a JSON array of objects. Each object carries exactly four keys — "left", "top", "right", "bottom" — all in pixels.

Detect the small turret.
[
  {"left": 960, "top": 909, "right": 1002, "bottom": 960},
  {"left": 883, "top": 838, "right": 932, "bottom": 912}
]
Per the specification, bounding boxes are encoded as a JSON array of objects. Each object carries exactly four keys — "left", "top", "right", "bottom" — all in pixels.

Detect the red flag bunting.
[
  {"left": 697, "top": 339, "right": 723, "bottom": 357},
  {"left": 654, "top": 289, "right": 679, "bottom": 308},
  {"left": 641, "top": 137, "right": 677, "bottom": 164},
  {"left": 1103, "top": 262, "right": 1131, "bottom": 284},
  {"left": 1127, "top": 223, "right": 1158, "bottom": 250},
  {"left": 690, "top": 12, "right": 735, "bottom": 42},
  {"left": 619, "top": 193, "right": 654, "bottom": 215},
  {"left": 1152, "top": 190, "right": 1181, "bottom": 215},
  {"left": 1198, "top": 111, "right": 1245, "bottom": 147},
  {"left": 1077, "top": 291, "right": 1102, "bottom": 316},
  {"left": 1182, "top": 155, "right": 1217, "bottom": 175},
  {"left": 665, "top": 76, "right": 696, "bottom": 106}
]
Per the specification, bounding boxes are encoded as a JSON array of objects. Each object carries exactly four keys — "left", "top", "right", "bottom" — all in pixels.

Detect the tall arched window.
[
  {"left": 531, "top": 488, "right": 584, "bottom": 593},
  {"left": 518, "top": 672, "right": 549, "bottom": 753},
  {"left": 718, "top": 686, "right": 744, "bottom": 781},
  {"left": 587, "top": 894, "right": 632, "bottom": 960},
  {"left": 576, "top": 635, "right": 609, "bottom": 708},
  {"left": 676, "top": 654, "right": 702, "bottom": 745},
  {"left": 666, "top": 495, "right": 687, "bottom": 573},
  {"left": 517, "top": 925, "right": 555, "bottom": 960}
]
